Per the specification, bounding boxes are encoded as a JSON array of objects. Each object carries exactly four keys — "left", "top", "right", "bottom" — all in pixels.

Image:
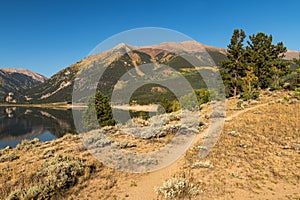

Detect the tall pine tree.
[
  {"left": 246, "top": 32, "right": 290, "bottom": 89},
  {"left": 221, "top": 29, "right": 247, "bottom": 98}
]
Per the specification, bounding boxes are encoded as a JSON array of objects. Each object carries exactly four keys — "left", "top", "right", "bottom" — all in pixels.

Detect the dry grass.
[
  {"left": 0, "top": 135, "right": 112, "bottom": 200},
  {"left": 0, "top": 90, "right": 299, "bottom": 200},
  {"left": 185, "top": 100, "right": 299, "bottom": 199}
]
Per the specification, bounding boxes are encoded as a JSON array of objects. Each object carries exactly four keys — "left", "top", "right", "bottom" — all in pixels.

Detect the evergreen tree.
[
  {"left": 246, "top": 32, "right": 290, "bottom": 89},
  {"left": 221, "top": 29, "right": 246, "bottom": 98},
  {"left": 94, "top": 91, "right": 115, "bottom": 127},
  {"left": 222, "top": 30, "right": 292, "bottom": 99},
  {"left": 241, "top": 66, "right": 259, "bottom": 100},
  {"left": 83, "top": 91, "right": 115, "bottom": 131},
  {"left": 293, "top": 53, "right": 300, "bottom": 67}
]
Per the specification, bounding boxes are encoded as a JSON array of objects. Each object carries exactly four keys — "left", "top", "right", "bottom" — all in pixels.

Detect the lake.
[
  {"left": 0, "top": 106, "right": 152, "bottom": 148},
  {"left": 0, "top": 106, "right": 79, "bottom": 148}
]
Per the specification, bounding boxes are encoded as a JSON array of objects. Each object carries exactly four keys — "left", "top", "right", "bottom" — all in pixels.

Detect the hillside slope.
[
  {"left": 0, "top": 68, "right": 47, "bottom": 102},
  {"left": 22, "top": 41, "right": 227, "bottom": 104}
]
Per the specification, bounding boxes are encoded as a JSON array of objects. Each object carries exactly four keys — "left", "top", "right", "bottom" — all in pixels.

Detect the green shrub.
[
  {"left": 195, "top": 89, "right": 211, "bottom": 105},
  {"left": 40, "top": 154, "right": 86, "bottom": 190},
  {"left": 241, "top": 90, "right": 260, "bottom": 101},
  {"left": 180, "top": 89, "right": 212, "bottom": 111},
  {"left": 41, "top": 148, "right": 56, "bottom": 159},
  {"left": 6, "top": 154, "right": 90, "bottom": 200},
  {"left": 6, "top": 185, "right": 50, "bottom": 200},
  {"left": 16, "top": 138, "right": 39, "bottom": 151},
  {"left": 155, "top": 172, "right": 202, "bottom": 199},
  {"left": 0, "top": 153, "right": 19, "bottom": 163},
  {"left": 158, "top": 98, "right": 180, "bottom": 113},
  {"left": 294, "top": 87, "right": 300, "bottom": 100},
  {"left": 190, "top": 161, "right": 213, "bottom": 169},
  {"left": 180, "top": 93, "right": 199, "bottom": 111}
]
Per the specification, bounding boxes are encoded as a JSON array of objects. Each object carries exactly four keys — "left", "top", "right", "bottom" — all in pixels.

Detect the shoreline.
[
  {"left": 0, "top": 103, "right": 74, "bottom": 109},
  {"left": 112, "top": 104, "right": 158, "bottom": 112},
  {"left": 0, "top": 103, "right": 159, "bottom": 112}
]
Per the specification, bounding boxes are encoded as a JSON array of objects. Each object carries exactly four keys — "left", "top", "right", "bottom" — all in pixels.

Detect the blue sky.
[{"left": 0, "top": 0, "right": 299, "bottom": 77}]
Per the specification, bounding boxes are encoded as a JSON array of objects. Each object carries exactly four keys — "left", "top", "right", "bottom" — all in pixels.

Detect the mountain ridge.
[
  {"left": 0, "top": 68, "right": 47, "bottom": 82},
  {"left": 23, "top": 41, "right": 228, "bottom": 103},
  {"left": 1, "top": 41, "right": 298, "bottom": 104},
  {"left": 0, "top": 68, "right": 48, "bottom": 102}
]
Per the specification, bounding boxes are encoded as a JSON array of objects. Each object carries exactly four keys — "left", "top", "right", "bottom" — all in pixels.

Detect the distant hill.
[
  {"left": 23, "top": 64, "right": 81, "bottom": 104},
  {"left": 0, "top": 68, "right": 47, "bottom": 103},
  {"left": 284, "top": 50, "right": 299, "bottom": 60}
]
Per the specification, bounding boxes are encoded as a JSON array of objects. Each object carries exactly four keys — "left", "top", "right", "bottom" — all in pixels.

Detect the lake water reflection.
[
  {"left": 0, "top": 106, "right": 152, "bottom": 148},
  {"left": 0, "top": 106, "right": 78, "bottom": 148}
]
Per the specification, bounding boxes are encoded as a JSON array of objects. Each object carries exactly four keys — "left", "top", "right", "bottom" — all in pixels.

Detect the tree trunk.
[
  {"left": 233, "top": 86, "right": 237, "bottom": 98},
  {"left": 233, "top": 73, "right": 237, "bottom": 98}
]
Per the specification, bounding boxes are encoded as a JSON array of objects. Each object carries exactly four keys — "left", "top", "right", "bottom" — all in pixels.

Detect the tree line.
[{"left": 221, "top": 29, "right": 299, "bottom": 100}]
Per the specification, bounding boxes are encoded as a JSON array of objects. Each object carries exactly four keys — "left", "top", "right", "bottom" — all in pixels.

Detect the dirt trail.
[
  {"left": 119, "top": 102, "right": 271, "bottom": 200},
  {"left": 226, "top": 102, "right": 269, "bottom": 121}
]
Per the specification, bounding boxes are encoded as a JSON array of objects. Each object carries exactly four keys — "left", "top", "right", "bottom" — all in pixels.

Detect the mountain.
[
  {"left": 284, "top": 50, "right": 299, "bottom": 60},
  {"left": 19, "top": 41, "right": 299, "bottom": 104},
  {"left": 23, "top": 64, "right": 80, "bottom": 104},
  {"left": 0, "top": 68, "right": 47, "bottom": 103},
  {"left": 21, "top": 41, "right": 227, "bottom": 104},
  {"left": 1, "top": 68, "right": 47, "bottom": 83}
]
